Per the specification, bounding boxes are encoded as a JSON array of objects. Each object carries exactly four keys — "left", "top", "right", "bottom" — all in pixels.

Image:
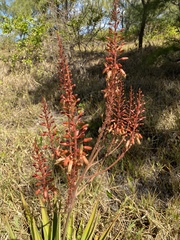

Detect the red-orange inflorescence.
[
  {"left": 32, "top": 98, "right": 59, "bottom": 201},
  {"left": 32, "top": 141, "right": 56, "bottom": 202},
  {"left": 32, "top": 0, "right": 145, "bottom": 211},
  {"left": 56, "top": 37, "right": 92, "bottom": 207},
  {"left": 102, "top": 0, "right": 145, "bottom": 152},
  {"left": 39, "top": 97, "right": 59, "bottom": 156}
]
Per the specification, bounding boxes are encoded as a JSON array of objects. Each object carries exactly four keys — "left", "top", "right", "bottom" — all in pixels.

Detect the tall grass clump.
[{"left": 6, "top": 1, "right": 145, "bottom": 239}]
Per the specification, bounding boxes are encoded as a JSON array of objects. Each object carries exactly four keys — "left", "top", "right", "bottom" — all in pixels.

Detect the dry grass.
[{"left": 0, "top": 39, "right": 180, "bottom": 239}]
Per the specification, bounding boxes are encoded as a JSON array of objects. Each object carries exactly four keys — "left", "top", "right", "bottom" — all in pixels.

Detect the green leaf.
[
  {"left": 66, "top": 213, "right": 74, "bottom": 240},
  {"left": 39, "top": 197, "right": 50, "bottom": 240},
  {"left": 21, "top": 193, "right": 42, "bottom": 240},
  {"left": 98, "top": 196, "right": 131, "bottom": 240},
  {"left": 5, "top": 218, "right": 16, "bottom": 240},
  {"left": 51, "top": 200, "right": 61, "bottom": 240},
  {"left": 53, "top": 212, "right": 61, "bottom": 240},
  {"left": 99, "top": 209, "right": 121, "bottom": 240},
  {"left": 106, "top": 190, "right": 113, "bottom": 199},
  {"left": 81, "top": 201, "right": 99, "bottom": 240},
  {"left": 76, "top": 220, "right": 83, "bottom": 240}
]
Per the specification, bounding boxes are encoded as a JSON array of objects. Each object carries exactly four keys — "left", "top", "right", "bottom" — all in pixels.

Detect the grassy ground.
[{"left": 0, "top": 38, "right": 179, "bottom": 239}]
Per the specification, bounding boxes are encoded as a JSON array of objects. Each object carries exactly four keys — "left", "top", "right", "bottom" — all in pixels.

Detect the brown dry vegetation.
[{"left": 0, "top": 38, "right": 180, "bottom": 239}]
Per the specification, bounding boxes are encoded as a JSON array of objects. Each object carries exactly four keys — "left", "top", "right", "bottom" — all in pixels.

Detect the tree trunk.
[
  {"left": 138, "top": 0, "right": 148, "bottom": 49},
  {"left": 138, "top": 16, "right": 146, "bottom": 48},
  {"left": 64, "top": 0, "right": 68, "bottom": 11},
  {"left": 63, "top": 0, "right": 68, "bottom": 20}
]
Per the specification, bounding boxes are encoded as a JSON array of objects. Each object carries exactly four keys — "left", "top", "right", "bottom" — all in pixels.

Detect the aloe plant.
[
  {"left": 6, "top": 1, "right": 144, "bottom": 239},
  {"left": 7, "top": 194, "right": 121, "bottom": 240}
]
